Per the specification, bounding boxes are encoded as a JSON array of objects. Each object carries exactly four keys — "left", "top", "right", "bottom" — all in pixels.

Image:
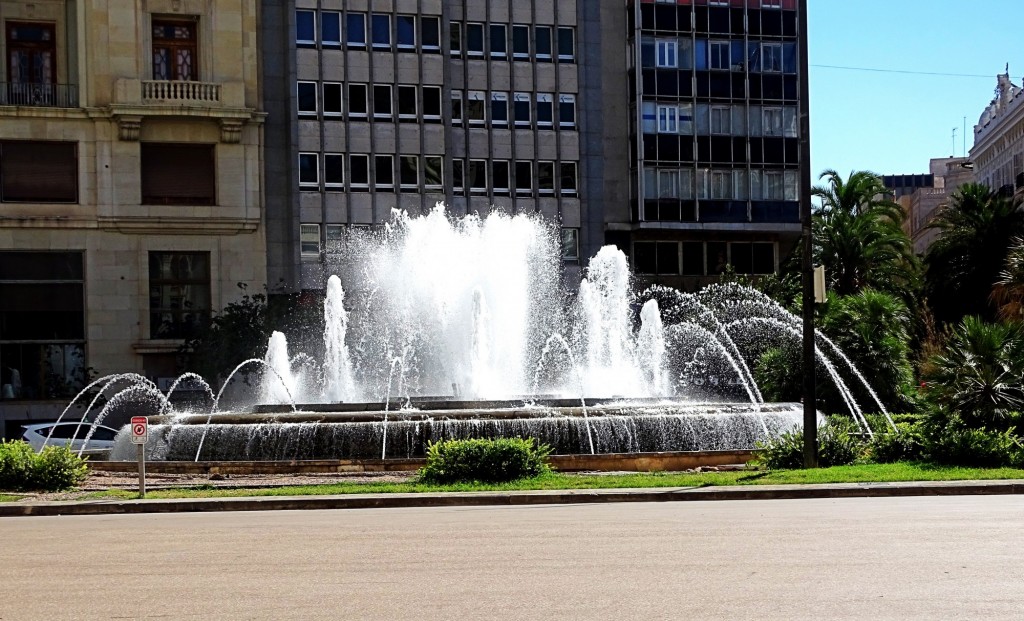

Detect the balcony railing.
[
  {"left": 0, "top": 83, "right": 78, "bottom": 108},
  {"left": 142, "top": 80, "right": 221, "bottom": 104}
]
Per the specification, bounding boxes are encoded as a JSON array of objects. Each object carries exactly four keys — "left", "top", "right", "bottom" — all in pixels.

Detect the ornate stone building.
[{"left": 0, "top": 0, "right": 266, "bottom": 433}]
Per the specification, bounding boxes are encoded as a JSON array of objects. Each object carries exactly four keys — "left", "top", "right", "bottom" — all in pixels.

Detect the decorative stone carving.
[
  {"left": 117, "top": 116, "right": 142, "bottom": 141},
  {"left": 220, "top": 119, "right": 243, "bottom": 143}
]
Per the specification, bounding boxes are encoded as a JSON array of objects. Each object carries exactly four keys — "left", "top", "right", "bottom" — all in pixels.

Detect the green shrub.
[
  {"left": 921, "top": 414, "right": 1024, "bottom": 468},
  {"left": 868, "top": 423, "right": 925, "bottom": 463},
  {"left": 754, "top": 416, "right": 866, "bottom": 470},
  {"left": 0, "top": 441, "right": 88, "bottom": 491},
  {"left": 420, "top": 438, "right": 551, "bottom": 484}
]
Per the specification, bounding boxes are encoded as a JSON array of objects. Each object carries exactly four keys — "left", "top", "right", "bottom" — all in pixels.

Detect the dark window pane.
[
  {"left": 513, "top": 25, "right": 529, "bottom": 56},
  {"left": 0, "top": 251, "right": 83, "bottom": 280},
  {"left": 297, "top": 82, "right": 316, "bottom": 114},
  {"left": 321, "top": 12, "right": 340, "bottom": 44},
  {"left": 535, "top": 26, "right": 551, "bottom": 58},
  {"left": 706, "top": 242, "right": 727, "bottom": 275},
  {"left": 656, "top": 242, "right": 679, "bottom": 275},
  {"left": 400, "top": 156, "right": 418, "bottom": 186},
  {"left": 397, "top": 15, "right": 415, "bottom": 47},
  {"left": 347, "top": 13, "right": 366, "bottom": 46},
  {"left": 323, "top": 83, "right": 342, "bottom": 114},
  {"left": 348, "top": 84, "right": 367, "bottom": 114},
  {"left": 140, "top": 143, "right": 215, "bottom": 205},
  {"left": 682, "top": 242, "right": 704, "bottom": 276},
  {"left": 468, "top": 160, "right": 487, "bottom": 190},
  {"left": 298, "top": 153, "right": 318, "bottom": 185},
  {"left": 515, "top": 162, "right": 531, "bottom": 190},
  {"left": 373, "top": 85, "right": 392, "bottom": 115},
  {"left": 324, "top": 154, "right": 344, "bottom": 186},
  {"left": 557, "top": 27, "right": 574, "bottom": 60},
  {"left": 634, "top": 242, "right": 657, "bottom": 274},
  {"left": 467, "top": 23, "right": 484, "bottom": 53},
  {"left": 421, "top": 17, "right": 440, "bottom": 48},
  {"left": 514, "top": 99, "right": 530, "bottom": 124},
  {"left": 149, "top": 252, "right": 210, "bottom": 339},
  {"left": 560, "top": 163, "right": 577, "bottom": 193},
  {"left": 372, "top": 14, "right": 390, "bottom": 46},
  {"left": 537, "top": 100, "right": 553, "bottom": 125},
  {"left": 492, "top": 161, "right": 509, "bottom": 190},
  {"left": 398, "top": 85, "right": 416, "bottom": 117},
  {"left": 490, "top": 25, "right": 506, "bottom": 55},
  {"left": 296, "top": 10, "right": 315, "bottom": 43},
  {"left": 0, "top": 282, "right": 84, "bottom": 340},
  {"left": 1, "top": 141, "right": 77, "bottom": 203},
  {"left": 538, "top": 162, "right": 554, "bottom": 191},
  {"left": 423, "top": 87, "right": 441, "bottom": 117},
  {"left": 450, "top": 23, "right": 461, "bottom": 53},
  {"left": 424, "top": 157, "right": 442, "bottom": 187},
  {"left": 752, "top": 243, "right": 775, "bottom": 274},
  {"left": 731, "top": 242, "right": 753, "bottom": 273},
  {"left": 375, "top": 156, "right": 393, "bottom": 186},
  {"left": 491, "top": 97, "right": 508, "bottom": 123},
  {"left": 350, "top": 155, "right": 369, "bottom": 185}
]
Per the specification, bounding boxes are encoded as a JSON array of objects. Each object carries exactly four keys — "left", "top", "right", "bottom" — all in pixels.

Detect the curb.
[{"left": 3, "top": 479, "right": 1024, "bottom": 517}]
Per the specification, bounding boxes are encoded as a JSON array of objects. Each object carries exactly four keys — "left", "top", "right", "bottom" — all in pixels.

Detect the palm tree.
[
  {"left": 812, "top": 170, "right": 919, "bottom": 297},
  {"left": 925, "top": 184, "right": 1024, "bottom": 324},
  {"left": 992, "top": 238, "right": 1024, "bottom": 322}
]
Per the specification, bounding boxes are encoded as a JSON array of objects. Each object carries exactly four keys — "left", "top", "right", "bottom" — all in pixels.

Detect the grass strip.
[{"left": 72, "top": 462, "right": 1024, "bottom": 501}]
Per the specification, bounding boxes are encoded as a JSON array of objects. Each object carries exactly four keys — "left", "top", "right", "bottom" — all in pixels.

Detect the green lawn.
[
  {"left": 68, "top": 462, "right": 1024, "bottom": 501},
  {"left": 0, "top": 494, "right": 22, "bottom": 502}
]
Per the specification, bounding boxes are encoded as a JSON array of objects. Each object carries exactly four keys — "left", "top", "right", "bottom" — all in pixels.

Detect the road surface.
[{"left": 2, "top": 495, "right": 1023, "bottom": 620}]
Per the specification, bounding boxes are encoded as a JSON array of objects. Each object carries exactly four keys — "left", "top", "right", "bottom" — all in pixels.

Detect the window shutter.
[
  {"left": 1, "top": 141, "right": 77, "bottom": 202},
  {"left": 141, "top": 143, "right": 216, "bottom": 205}
]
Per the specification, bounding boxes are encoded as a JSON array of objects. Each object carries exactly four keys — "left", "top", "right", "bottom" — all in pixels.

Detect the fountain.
[{"left": 96, "top": 204, "right": 887, "bottom": 463}]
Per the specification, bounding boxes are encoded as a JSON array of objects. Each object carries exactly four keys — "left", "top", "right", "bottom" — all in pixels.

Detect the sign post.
[{"left": 131, "top": 416, "right": 148, "bottom": 498}]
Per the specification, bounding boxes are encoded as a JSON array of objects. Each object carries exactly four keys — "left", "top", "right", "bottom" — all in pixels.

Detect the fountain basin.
[{"left": 110, "top": 401, "right": 812, "bottom": 462}]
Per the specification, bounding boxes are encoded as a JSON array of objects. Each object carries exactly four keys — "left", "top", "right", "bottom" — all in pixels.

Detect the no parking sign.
[{"left": 131, "top": 416, "right": 148, "bottom": 444}]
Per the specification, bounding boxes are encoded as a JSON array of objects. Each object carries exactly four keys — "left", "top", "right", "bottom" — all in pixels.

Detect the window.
[
  {"left": 658, "top": 169, "right": 679, "bottom": 198},
  {"left": 323, "top": 83, "right": 342, "bottom": 116},
  {"left": 423, "top": 86, "right": 441, "bottom": 121},
  {"left": 453, "top": 158, "right": 465, "bottom": 194},
  {"left": 451, "top": 91, "right": 463, "bottom": 124},
  {"left": 514, "top": 92, "right": 531, "bottom": 127},
  {"left": 0, "top": 141, "right": 77, "bottom": 203},
  {"left": 560, "top": 162, "right": 578, "bottom": 195},
  {"left": 326, "top": 225, "right": 345, "bottom": 253},
  {"left": 400, "top": 156, "right": 419, "bottom": 189},
  {"left": 710, "top": 106, "right": 731, "bottom": 135},
  {"left": 324, "top": 154, "right": 343, "bottom": 188},
  {"left": 141, "top": 143, "right": 215, "bottom": 205},
  {"left": 764, "top": 171, "right": 784, "bottom": 200},
  {"left": 349, "top": 84, "right": 367, "bottom": 117},
  {"left": 295, "top": 10, "right": 315, "bottom": 45},
  {"left": 421, "top": 17, "right": 440, "bottom": 51},
  {"left": 492, "top": 160, "right": 510, "bottom": 193},
  {"left": 731, "top": 242, "right": 775, "bottom": 274},
  {"left": 297, "top": 81, "right": 317, "bottom": 115},
  {"left": 375, "top": 155, "right": 394, "bottom": 190},
  {"left": 490, "top": 24, "right": 507, "bottom": 58},
  {"left": 711, "top": 171, "right": 731, "bottom": 199},
  {"left": 350, "top": 154, "right": 369, "bottom": 189},
  {"left": 784, "top": 107, "right": 798, "bottom": 138},
  {"left": 513, "top": 25, "right": 529, "bottom": 59},
  {"left": 491, "top": 92, "right": 509, "bottom": 126},
  {"left": 709, "top": 41, "right": 729, "bottom": 70},
  {"left": 657, "top": 105, "right": 677, "bottom": 133},
  {"left": 706, "top": 242, "right": 728, "bottom": 275},
  {"left": 373, "top": 85, "right": 392, "bottom": 118},
  {"left": 467, "top": 90, "right": 485, "bottom": 125},
  {"left": 762, "top": 43, "right": 783, "bottom": 73},
  {"left": 468, "top": 159, "right": 487, "bottom": 193},
  {"left": 557, "top": 27, "right": 575, "bottom": 62},
  {"left": 536, "top": 94, "right": 553, "bottom": 128},
  {"left": 6, "top": 22, "right": 56, "bottom": 90},
  {"left": 149, "top": 252, "right": 210, "bottom": 339},
  {"left": 678, "top": 103, "right": 694, "bottom": 134},
  {"left": 561, "top": 228, "right": 579, "bottom": 260},
  {"left": 763, "top": 107, "right": 783, "bottom": 137},
  {"left": 321, "top": 12, "right": 340, "bottom": 46},
  {"left": 682, "top": 242, "right": 704, "bottom": 276},
  {"left": 397, "top": 15, "right": 415, "bottom": 49},
  {"left": 371, "top": 14, "right": 390, "bottom": 48},
  {"left": 656, "top": 39, "right": 677, "bottom": 68},
  {"left": 152, "top": 19, "right": 197, "bottom": 80},
  {"left": 633, "top": 242, "right": 679, "bottom": 275},
  {"left": 467, "top": 23, "right": 484, "bottom": 56},
  {"left": 424, "top": 156, "right": 443, "bottom": 190},
  {"left": 398, "top": 85, "right": 417, "bottom": 120},
  {"left": 535, "top": 26, "right": 552, "bottom": 61},
  {"left": 450, "top": 23, "right": 462, "bottom": 56},
  {"left": 347, "top": 13, "right": 366, "bottom": 47},
  {"left": 299, "top": 224, "right": 321, "bottom": 259},
  {"left": 762, "top": 0, "right": 782, "bottom": 7},
  {"left": 298, "top": 153, "right": 318, "bottom": 189},
  {"left": 0, "top": 252, "right": 85, "bottom": 400},
  {"left": 559, "top": 95, "right": 576, "bottom": 129},
  {"left": 538, "top": 161, "right": 555, "bottom": 194},
  {"left": 515, "top": 161, "right": 532, "bottom": 194}
]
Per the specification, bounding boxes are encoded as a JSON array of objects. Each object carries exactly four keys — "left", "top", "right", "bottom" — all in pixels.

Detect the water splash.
[
  {"left": 323, "top": 275, "right": 355, "bottom": 402},
  {"left": 78, "top": 384, "right": 170, "bottom": 456},
  {"left": 44, "top": 373, "right": 155, "bottom": 450},
  {"left": 159, "top": 372, "right": 216, "bottom": 415}
]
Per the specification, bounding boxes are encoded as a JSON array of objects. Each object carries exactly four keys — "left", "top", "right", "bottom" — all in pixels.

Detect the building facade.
[
  {"left": 0, "top": 0, "right": 266, "bottom": 434},
  {"left": 885, "top": 157, "right": 973, "bottom": 256},
  {"left": 263, "top": 0, "right": 808, "bottom": 294},
  {"left": 972, "top": 71, "right": 1024, "bottom": 197}
]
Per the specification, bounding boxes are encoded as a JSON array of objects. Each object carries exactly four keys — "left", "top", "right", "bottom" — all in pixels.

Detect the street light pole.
[{"left": 798, "top": 0, "right": 817, "bottom": 468}]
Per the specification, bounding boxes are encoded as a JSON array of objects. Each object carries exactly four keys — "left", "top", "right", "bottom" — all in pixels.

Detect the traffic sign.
[{"left": 131, "top": 416, "right": 148, "bottom": 444}]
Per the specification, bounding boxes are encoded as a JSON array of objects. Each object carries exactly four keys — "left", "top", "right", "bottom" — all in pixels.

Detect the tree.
[
  {"left": 992, "top": 237, "right": 1024, "bottom": 322},
  {"left": 925, "top": 183, "right": 1024, "bottom": 324},
  {"left": 811, "top": 170, "right": 919, "bottom": 298}
]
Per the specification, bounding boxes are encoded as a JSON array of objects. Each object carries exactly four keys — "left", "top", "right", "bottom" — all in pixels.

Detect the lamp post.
[{"left": 798, "top": 0, "right": 817, "bottom": 468}]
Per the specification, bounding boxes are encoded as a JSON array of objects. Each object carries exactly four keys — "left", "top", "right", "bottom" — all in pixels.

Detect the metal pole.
[
  {"left": 137, "top": 443, "right": 146, "bottom": 498},
  {"left": 798, "top": 0, "right": 817, "bottom": 468}
]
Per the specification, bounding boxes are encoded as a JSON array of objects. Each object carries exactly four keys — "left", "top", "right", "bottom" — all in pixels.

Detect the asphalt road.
[{"left": 2, "top": 495, "right": 1023, "bottom": 620}]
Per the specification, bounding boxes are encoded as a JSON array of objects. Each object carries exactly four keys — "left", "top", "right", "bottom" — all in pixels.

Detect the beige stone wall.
[{"left": 0, "top": 0, "right": 266, "bottom": 396}]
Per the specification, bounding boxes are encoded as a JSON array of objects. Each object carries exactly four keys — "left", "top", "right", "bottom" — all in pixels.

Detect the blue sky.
[{"left": 808, "top": 0, "right": 1024, "bottom": 179}]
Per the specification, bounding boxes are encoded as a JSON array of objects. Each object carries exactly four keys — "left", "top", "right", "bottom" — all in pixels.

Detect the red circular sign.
[{"left": 132, "top": 423, "right": 147, "bottom": 436}]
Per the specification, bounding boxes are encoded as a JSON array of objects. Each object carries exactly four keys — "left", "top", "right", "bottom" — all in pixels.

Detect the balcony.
[
  {"left": 107, "top": 78, "right": 258, "bottom": 143},
  {"left": 142, "top": 80, "right": 221, "bottom": 104},
  {"left": 0, "top": 83, "right": 79, "bottom": 108}
]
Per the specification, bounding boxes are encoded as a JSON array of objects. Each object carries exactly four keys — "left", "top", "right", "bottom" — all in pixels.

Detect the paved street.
[{"left": 2, "top": 495, "right": 1023, "bottom": 620}]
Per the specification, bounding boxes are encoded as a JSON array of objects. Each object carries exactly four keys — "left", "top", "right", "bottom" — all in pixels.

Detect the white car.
[{"left": 21, "top": 422, "right": 120, "bottom": 452}]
